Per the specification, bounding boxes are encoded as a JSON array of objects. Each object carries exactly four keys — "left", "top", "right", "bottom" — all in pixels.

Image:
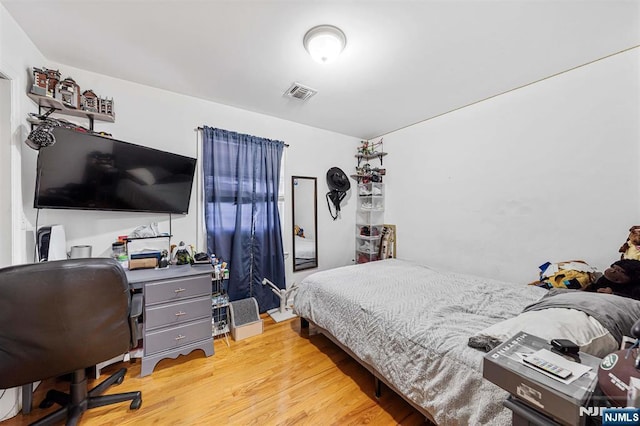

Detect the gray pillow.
[{"left": 523, "top": 288, "right": 640, "bottom": 344}]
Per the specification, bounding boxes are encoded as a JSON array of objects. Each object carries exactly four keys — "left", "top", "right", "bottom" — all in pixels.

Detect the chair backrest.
[{"left": 0, "top": 258, "right": 131, "bottom": 388}]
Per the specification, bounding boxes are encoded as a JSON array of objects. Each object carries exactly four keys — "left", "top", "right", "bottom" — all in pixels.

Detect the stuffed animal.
[
  {"left": 619, "top": 226, "right": 640, "bottom": 260},
  {"left": 294, "top": 225, "right": 305, "bottom": 238}
]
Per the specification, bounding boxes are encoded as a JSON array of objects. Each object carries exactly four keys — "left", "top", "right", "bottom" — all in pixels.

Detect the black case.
[{"left": 551, "top": 338, "right": 580, "bottom": 354}]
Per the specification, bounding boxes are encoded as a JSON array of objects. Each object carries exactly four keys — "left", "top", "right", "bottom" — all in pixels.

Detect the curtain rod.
[{"left": 195, "top": 127, "right": 289, "bottom": 147}]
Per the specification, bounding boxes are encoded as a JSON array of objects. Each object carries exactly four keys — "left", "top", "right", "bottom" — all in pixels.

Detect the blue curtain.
[{"left": 202, "top": 126, "right": 285, "bottom": 312}]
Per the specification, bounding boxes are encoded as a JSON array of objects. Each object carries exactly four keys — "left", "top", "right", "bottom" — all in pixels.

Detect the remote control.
[{"left": 523, "top": 355, "right": 572, "bottom": 379}]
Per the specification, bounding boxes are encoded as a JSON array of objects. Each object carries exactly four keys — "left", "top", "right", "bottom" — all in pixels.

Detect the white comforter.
[
  {"left": 294, "top": 235, "right": 315, "bottom": 259},
  {"left": 293, "top": 259, "right": 547, "bottom": 425}
]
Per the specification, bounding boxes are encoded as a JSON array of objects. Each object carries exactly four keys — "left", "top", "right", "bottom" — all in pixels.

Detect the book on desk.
[{"left": 483, "top": 331, "right": 601, "bottom": 426}]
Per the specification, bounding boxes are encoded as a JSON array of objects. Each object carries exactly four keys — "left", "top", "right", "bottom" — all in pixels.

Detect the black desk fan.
[{"left": 326, "top": 167, "right": 351, "bottom": 220}]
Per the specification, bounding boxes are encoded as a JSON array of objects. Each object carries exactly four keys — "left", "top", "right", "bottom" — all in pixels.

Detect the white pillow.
[
  {"left": 127, "top": 168, "right": 157, "bottom": 185},
  {"left": 127, "top": 167, "right": 171, "bottom": 185},
  {"left": 475, "top": 308, "right": 617, "bottom": 357}
]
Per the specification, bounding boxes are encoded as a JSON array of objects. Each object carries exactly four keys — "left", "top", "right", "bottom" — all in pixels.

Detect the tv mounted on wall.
[{"left": 34, "top": 127, "right": 197, "bottom": 214}]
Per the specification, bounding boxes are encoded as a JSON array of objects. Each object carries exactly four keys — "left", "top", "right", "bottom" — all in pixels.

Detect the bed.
[
  {"left": 294, "top": 235, "right": 316, "bottom": 268},
  {"left": 293, "top": 258, "right": 640, "bottom": 424}
]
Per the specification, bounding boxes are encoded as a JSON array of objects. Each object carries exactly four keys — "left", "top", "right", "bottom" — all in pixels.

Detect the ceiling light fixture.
[{"left": 303, "top": 25, "right": 347, "bottom": 64}]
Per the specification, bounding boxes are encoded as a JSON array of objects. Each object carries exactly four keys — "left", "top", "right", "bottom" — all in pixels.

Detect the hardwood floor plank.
[{"left": 1, "top": 316, "right": 427, "bottom": 425}]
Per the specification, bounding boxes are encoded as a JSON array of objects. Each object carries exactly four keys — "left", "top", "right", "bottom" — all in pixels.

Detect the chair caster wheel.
[
  {"left": 39, "top": 399, "right": 54, "bottom": 409},
  {"left": 130, "top": 397, "right": 142, "bottom": 410},
  {"left": 115, "top": 376, "right": 124, "bottom": 385}
]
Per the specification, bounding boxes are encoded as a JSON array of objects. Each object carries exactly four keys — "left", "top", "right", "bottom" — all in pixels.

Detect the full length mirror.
[{"left": 292, "top": 176, "right": 318, "bottom": 271}]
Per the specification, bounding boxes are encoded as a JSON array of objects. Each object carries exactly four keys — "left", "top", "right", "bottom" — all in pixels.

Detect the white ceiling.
[{"left": 2, "top": 0, "right": 639, "bottom": 140}]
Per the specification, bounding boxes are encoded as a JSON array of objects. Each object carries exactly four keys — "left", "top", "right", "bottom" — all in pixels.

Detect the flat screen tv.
[{"left": 34, "top": 127, "right": 197, "bottom": 214}]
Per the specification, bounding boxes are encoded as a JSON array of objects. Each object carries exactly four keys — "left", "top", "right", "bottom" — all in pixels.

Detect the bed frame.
[{"left": 300, "top": 317, "right": 436, "bottom": 424}]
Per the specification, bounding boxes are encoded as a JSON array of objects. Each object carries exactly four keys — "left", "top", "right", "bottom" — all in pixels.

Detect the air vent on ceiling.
[{"left": 284, "top": 82, "right": 317, "bottom": 101}]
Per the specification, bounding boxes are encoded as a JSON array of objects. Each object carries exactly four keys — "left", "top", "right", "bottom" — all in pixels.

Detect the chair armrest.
[
  {"left": 129, "top": 292, "right": 143, "bottom": 344},
  {"left": 130, "top": 292, "right": 143, "bottom": 318}
]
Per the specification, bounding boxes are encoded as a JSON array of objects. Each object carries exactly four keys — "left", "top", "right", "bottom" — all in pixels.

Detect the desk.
[{"left": 125, "top": 264, "right": 214, "bottom": 377}]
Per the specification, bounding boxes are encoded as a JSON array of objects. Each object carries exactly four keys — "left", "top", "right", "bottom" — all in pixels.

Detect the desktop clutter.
[
  {"left": 112, "top": 238, "right": 227, "bottom": 273},
  {"left": 109, "top": 235, "right": 172, "bottom": 270},
  {"left": 109, "top": 224, "right": 228, "bottom": 274},
  {"left": 36, "top": 222, "right": 227, "bottom": 274}
]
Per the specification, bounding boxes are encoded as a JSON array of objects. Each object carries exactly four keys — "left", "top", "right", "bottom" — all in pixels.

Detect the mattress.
[
  {"left": 294, "top": 235, "right": 315, "bottom": 259},
  {"left": 293, "top": 258, "right": 547, "bottom": 425}
]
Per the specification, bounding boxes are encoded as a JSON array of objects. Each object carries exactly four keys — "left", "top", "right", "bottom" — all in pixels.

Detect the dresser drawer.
[
  {"left": 145, "top": 296, "right": 211, "bottom": 331},
  {"left": 144, "top": 274, "right": 210, "bottom": 305},
  {"left": 144, "top": 318, "right": 212, "bottom": 356}
]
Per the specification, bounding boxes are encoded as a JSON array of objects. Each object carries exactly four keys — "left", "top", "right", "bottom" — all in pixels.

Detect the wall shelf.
[
  {"left": 27, "top": 92, "right": 115, "bottom": 123},
  {"left": 350, "top": 173, "right": 384, "bottom": 183},
  {"left": 355, "top": 152, "right": 388, "bottom": 160},
  {"left": 355, "top": 152, "right": 387, "bottom": 167}
]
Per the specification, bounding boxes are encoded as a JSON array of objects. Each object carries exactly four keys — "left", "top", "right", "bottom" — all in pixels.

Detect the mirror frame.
[{"left": 292, "top": 176, "right": 318, "bottom": 271}]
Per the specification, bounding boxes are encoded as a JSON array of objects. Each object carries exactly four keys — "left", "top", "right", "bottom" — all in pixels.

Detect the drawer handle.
[
  {"left": 174, "top": 288, "right": 186, "bottom": 293},
  {"left": 175, "top": 334, "right": 186, "bottom": 341},
  {"left": 175, "top": 311, "right": 187, "bottom": 317}
]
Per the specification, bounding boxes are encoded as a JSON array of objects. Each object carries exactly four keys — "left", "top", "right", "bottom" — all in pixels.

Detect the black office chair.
[{"left": 0, "top": 258, "right": 143, "bottom": 425}]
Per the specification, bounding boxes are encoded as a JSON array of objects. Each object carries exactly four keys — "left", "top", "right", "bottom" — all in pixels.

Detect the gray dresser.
[{"left": 126, "top": 265, "right": 214, "bottom": 377}]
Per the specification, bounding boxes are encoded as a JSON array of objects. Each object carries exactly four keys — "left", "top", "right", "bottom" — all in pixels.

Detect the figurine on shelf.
[
  {"left": 369, "top": 138, "right": 383, "bottom": 154},
  {"left": 30, "top": 67, "right": 61, "bottom": 98},
  {"left": 358, "top": 138, "right": 384, "bottom": 157},
  {"left": 81, "top": 90, "right": 99, "bottom": 113},
  {"left": 31, "top": 68, "right": 48, "bottom": 96},
  {"left": 99, "top": 97, "right": 114, "bottom": 117},
  {"left": 358, "top": 141, "right": 370, "bottom": 156},
  {"left": 46, "top": 69, "right": 61, "bottom": 98},
  {"left": 55, "top": 77, "right": 81, "bottom": 109}
]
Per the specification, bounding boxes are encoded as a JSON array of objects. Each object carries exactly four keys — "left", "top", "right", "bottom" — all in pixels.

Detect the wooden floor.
[{"left": 2, "top": 315, "right": 427, "bottom": 425}]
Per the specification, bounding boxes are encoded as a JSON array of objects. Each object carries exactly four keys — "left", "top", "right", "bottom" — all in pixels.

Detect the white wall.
[
  {"left": 0, "top": 4, "right": 49, "bottom": 269},
  {"left": 383, "top": 48, "right": 640, "bottom": 283},
  {"left": 0, "top": 5, "right": 48, "bottom": 418},
  {"left": 3, "top": 0, "right": 638, "bottom": 413},
  {"left": 285, "top": 126, "right": 357, "bottom": 284},
  {"left": 30, "top": 64, "right": 358, "bottom": 282},
  {"left": 0, "top": 66, "right": 19, "bottom": 408},
  {"left": 293, "top": 177, "right": 316, "bottom": 240},
  {"left": 0, "top": 3, "right": 357, "bottom": 281},
  {"left": 0, "top": 77, "right": 11, "bottom": 268},
  {"left": 1, "top": 6, "right": 357, "bottom": 414}
]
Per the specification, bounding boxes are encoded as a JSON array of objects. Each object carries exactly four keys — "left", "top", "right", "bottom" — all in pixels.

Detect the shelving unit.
[
  {"left": 27, "top": 92, "right": 114, "bottom": 131},
  {"left": 355, "top": 151, "right": 388, "bottom": 166},
  {"left": 352, "top": 139, "right": 391, "bottom": 264},
  {"left": 212, "top": 296, "right": 229, "bottom": 335},
  {"left": 350, "top": 152, "right": 387, "bottom": 182},
  {"left": 212, "top": 273, "right": 230, "bottom": 346},
  {"left": 355, "top": 182, "right": 385, "bottom": 264}
]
